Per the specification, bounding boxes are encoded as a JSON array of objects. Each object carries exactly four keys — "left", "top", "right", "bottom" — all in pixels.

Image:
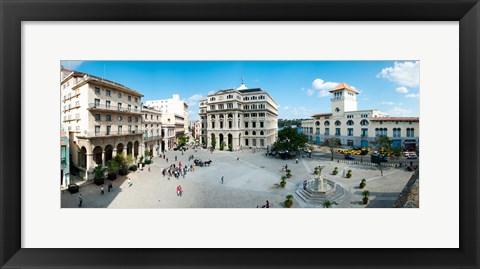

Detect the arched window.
[
  {"left": 324, "top": 121, "right": 330, "bottom": 126},
  {"left": 315, "top": 121, "right": 320, "bottom": 126},
  {"left": 260, "top": 131, "right": 264, "bottom": 135},
  {"left": 346, "top": 120, "right": 354, "bottom": 126},
  {"left": 211, "top": 115, "right": 215, "bottom": 120},
  {"left": 252, "top": 131, "right": 257, "bottom": 136},
  {"left": 335, "top": 120, "right": 341, "bottom": 126},
  {"left": 360, "top": 119, "right": 369, "bottom": 126},
  {"left": 228, "top": 113, "right": 233, "bottom": 119},
  {"left": 245, "top": 131, "right": 249, "bottom": 135}
]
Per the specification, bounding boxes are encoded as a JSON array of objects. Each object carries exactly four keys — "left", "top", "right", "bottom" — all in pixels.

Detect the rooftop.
[
  {"left": 370, "top": 117, "right": 419, "bottom": 122},
  {"left": 311, "top": 113, "right": 333, "bottom": 118},
  {"left": 329, "top": 82, "right": 359, "bottom": 94}
]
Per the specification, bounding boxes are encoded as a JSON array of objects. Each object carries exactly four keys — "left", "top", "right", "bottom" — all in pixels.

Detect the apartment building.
[
  {"left": 142, "top": 106, "right": 163, "bottom": 157},
  {"left": 61, "top": 68, "right": 144, "bottom": 177},
  {"left": 144, "top": 94, "right": 189, "bottom": 136}
]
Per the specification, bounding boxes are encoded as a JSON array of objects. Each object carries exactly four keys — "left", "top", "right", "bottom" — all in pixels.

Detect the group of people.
[
  {"left": 162, "top": 163, "right": 196, "bottom": 180},
  {"left": 99, "top": 182, "right": 114, "bottom": 194}
]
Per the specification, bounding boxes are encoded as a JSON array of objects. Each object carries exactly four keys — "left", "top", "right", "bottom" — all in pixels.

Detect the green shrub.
[
  {"left": 284, "top": 194, "right": 294, "bottom": 208},
  {"left": 346, "top": 170, "right": 352, "bottom": 178},
  {"left": 280, "top": 180, "right": 286, "bottom": 187},
  {"left": 332, "top": 167, "right": 338, "bottom": 175}
]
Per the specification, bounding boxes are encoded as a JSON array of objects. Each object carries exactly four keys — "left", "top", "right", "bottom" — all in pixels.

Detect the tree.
[
  {"left": 211, "top": 136, "right": 216, "bottom": 150},
  {"left": 322, "top": 199, "right": 332, "bottom": 208},
  {"left": 321, "top": 137, "right": 340, "bottom": 161},
  {"left": 272, "top": 126, "right": 308, "bottom": 154},
  {"left": 178, "top": 135, "right": 190, "bottom": 147},
  {"left": 220, "top": 141, "right": 226, "bottom": 151},
  {"left": 371, "top": 135, "right": 393, "bottom": 154}
]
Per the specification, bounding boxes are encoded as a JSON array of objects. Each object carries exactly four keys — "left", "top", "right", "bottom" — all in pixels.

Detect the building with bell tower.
[{"left": 330, "top": 82, "right": 359, "bottom": 115}]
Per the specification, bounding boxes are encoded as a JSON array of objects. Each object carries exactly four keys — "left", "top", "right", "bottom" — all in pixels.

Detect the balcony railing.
[
  {"left": 78, "top": 130, "right": 143, "bottom": 137},
  {"left": 143, "top": 135, "right": 162, "bottom": 141},
  {"left": 88, "top": 103, "right": 142, "bottom": 114}
]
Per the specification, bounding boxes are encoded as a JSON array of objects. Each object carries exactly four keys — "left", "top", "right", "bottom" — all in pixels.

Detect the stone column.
[{"left": 112, "top": 148, "right": 117, "bottom": 157}]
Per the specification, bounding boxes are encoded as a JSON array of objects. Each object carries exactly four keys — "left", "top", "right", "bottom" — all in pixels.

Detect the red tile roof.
[
  {"left": 370, "top": 117, "right": 419, "bottom": 122},
  {"left": 329, "top": 82, "right": 359, "bottom": 93},
  {"left": 311, "top": 113, "right": 332, "bottom": 118}
]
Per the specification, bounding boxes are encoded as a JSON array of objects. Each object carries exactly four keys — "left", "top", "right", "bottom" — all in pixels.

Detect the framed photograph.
[{"left": 1, "top": 0, "right": 478, "bottom": 268}]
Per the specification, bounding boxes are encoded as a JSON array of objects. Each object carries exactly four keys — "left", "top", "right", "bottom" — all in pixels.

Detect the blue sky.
[{"left": 61, "top": 60, "right": 420, "bottom": 120}]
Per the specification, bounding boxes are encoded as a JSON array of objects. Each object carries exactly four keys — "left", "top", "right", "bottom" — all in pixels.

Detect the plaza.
[{"left": 61, "top": 147, "right": 416, "bottom": 208}]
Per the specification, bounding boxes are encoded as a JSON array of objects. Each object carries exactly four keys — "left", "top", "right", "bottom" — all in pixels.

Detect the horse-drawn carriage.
[{"left": 194, "top": 159, "right": 212, "bottom": 167}]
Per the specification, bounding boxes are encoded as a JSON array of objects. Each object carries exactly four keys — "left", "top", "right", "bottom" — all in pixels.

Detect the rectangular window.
[
  {"left": 95, "top": 125, "right": 100, "bottom": 136},
  {"left": 95, "top": 114, "right": 100, "bottom": 121},
  {"left": 260, "top": 122, "right": 264, "bottom": 128},
  {"left": 220, "top": 122, "right": 223, "bottom": 129},
  {"left": 244, "top": 122, "right": 248, "bottom": 128},
  {"left": 335, "top": 128, "right": 341, "bottom": 136},
  {"left": 106, "top": 90, "right": 111, "bottom": 96},
  {"left": 315, "top": 128, "right": 320, "bottom": 135},
  {"left": 325, "top": 128, "right": 330, "bottom": 136},
  {"left": 212, "top": 122, "right": 215, "bottom": 129},
  {"left": 135, "top": 97, "right": 138, "bottom": 103},
  {"left": 252, "top": 122, "right": 256, "bottom": 128},
  {"left": 118, "top": 125, "right": 123, "bottom": 133},
  {"left": 348, "top": 128, "right": 353, "bottom": 136},
  {"left": 228, "top": 121, "right": 232, "bottom": 129},
  {"left": 106, "top": 126, "right": 111, "bottom": 135},
  {"left": 361, "top": 128, "right": 368, "bottom": 137},
  {"left": 128, "top": 104, "right": 131, "bottom": 111},
  {"left": 118, "top": 103, "right": 122, "bottom": 110},
  {"left": 94, "top": 99, "right": 100, "bottom": 107},
  {"left": 95, "top": 87, "right": 100, "bottom": 94},
  {"left": 106, "top": 100, "right": 111, "bottom": 108},
  {"left": 128, "top": 96, "right": 132, "bottom": 101},
  {"left": 106, "top": 115, "right": 112, "bottom": 121}
]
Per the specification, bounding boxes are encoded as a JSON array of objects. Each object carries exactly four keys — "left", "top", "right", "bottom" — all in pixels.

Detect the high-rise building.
[
  {"left": 144, "top": 94, "right": 189, "bottom": 135},
  {"left": 199, "top": 82, "right": 278, "bottom": 150}
]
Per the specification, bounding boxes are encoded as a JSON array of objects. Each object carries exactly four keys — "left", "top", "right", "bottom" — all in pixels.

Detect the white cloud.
[
  {"left": 283, "top": 106, "right": 290, "bottom": 110},
  {"left": 306, "top": 89, "right": 314, "bottom": 96},
  {"left": 379, "top": 101, "right": 395, "bottom": 105},
  {"left": 186, "top": 94, "right": 204, "bottom": 107},
  {"left": 377, "top": 61, "right": 419, "bottom": 87},
  {"left": 388, "top": 107, "right": 413, "bottom": 117},
  {"left": 395, "top": 87, "right": 409, "bottom": 93},
  {"left": 405, "top": 93, "right": 419, "bottom": 98},
  {"left": 317, "top": 90, "right": 330, "bottom": 97},
  {"left": 60, "top": 60, "right": 84, "bottom": 70},
  {"left": 312, "top": 78, "right": 339, "bottom": 91}
]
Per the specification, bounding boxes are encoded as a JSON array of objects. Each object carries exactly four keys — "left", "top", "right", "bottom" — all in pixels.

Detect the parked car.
[
  {"left": 345, "top": 154, "right": 355, "bottom": 160},
  {"left": 407, "top": 153, "right": 418, "bottom": 159}
]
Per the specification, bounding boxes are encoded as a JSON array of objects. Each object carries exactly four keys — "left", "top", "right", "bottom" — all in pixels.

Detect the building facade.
[
  {"left": 190, "top": 120, "right": 201, "bottom": 143},
  {"left": 160, "top": 113, "right": 177, "bottom": 150},
  {"left": 142, "top": 106, "right": 163, "bottom": 157},
  {"left": 61, "top": 68, "right": 144, "bottom": 178},
  {"left": 199, "top": 83, "right": 278, "bottom": 150},
  {"left": 144, "top": 94, "right": 189, "bottom": 136},
  {"left": 302, "top": 82, "right": 419, "bottom": 149},
  {"left": 60, "top": 125, "right": 70, "bottom": 188}
]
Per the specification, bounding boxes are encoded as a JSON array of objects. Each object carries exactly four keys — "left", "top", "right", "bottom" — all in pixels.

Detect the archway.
[
  {"left": 227, "top": 134, "right": 233, "bottom": 148},
  {"left": 219, "top": 133, "right": 224, "bottom": 146},
  {"left": 79, "top": 146, "right": 87, "bottom": 168},
  {"left": 127, "top": 142, "right": 133, "bottom": 156},
  {"left": 93, "top": 146, "right": 103, "bottom": 165},
  {"left": 134, "top": 141, "right": 139, "bottom": 157},
  {"left": 117, "top": 143, "right": 124, "bottom": 156},
  {"left": 105, "top": 145, "right": 113, "bottom": 163}
]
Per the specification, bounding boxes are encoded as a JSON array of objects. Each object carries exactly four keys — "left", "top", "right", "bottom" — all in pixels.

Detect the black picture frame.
[{"left": 1, "top": 0, "right": 479, "bottom": 268}]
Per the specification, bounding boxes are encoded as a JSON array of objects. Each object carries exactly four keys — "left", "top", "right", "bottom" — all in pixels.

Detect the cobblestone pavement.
[{"left": 61, "top": 148, "right": 415, "bottom": 208}]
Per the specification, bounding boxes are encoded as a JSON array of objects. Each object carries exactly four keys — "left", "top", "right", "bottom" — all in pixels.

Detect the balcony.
[
  {"left": 77, "top": 130, "right": 143, "bottom": 138},
  {"left": 143, "top": 135, "right": 162, "bottom": 141},
  {"left": 87, "top": 103, "right": 142, "bottom": 114}
]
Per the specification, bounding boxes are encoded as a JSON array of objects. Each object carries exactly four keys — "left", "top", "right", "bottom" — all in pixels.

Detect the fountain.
[{"left": 296, "top": 164, "right": 345, "bottom": 205}]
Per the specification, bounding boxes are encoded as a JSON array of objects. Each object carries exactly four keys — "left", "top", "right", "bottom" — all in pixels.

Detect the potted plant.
[
  {"left": 93, "top": 165, "right": 105, "bottom": 185},
  {"left": 219, "top": 141, "right": 226, "bottom": 151},
  {"left": 322, "top": 199, "right": 332, "bottom": 208},
  {"left": 346, "top": 169, "right": 352, "bottom": 178},
  {"left": 105, "top": 160, "right": 118, "bottom": 180},
  {"left": 359, "top": 179, "right": 366, "bottom": 189},
  {"left": 362, "top": 190, "right": 370, "bottom": 204},
  {"left": 284, "top": 194, "right": 294, "bottom": 208},
  {"left": 286, "top": 169, "right": 292, "bottom": 178},
  {"left": 332, "top": 167, "right": 338, "bottom": 175},
  {"left": 280, "top": 176, "right": 287, "bottom": 187},
  {"left": 228, "top": 144, "right": 233, "bottom": 151}
]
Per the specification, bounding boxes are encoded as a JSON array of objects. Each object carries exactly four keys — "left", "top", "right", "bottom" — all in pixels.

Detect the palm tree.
[{"left": 322, "top": 199, "right": 332, "bottom": 208}]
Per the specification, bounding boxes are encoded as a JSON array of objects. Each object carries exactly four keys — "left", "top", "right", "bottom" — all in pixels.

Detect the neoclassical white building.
[
  {"left": 142, "top": 106, "right": 163, "bottom": 156},
  {"left": 302, "top": 82, "right": 419, "bottom": 149},
  {"left": 199, "top": 82, "right": 278, "bottom": 150},
  {"left": 61, "top": 68, "right": 144, "bottom": 177}
]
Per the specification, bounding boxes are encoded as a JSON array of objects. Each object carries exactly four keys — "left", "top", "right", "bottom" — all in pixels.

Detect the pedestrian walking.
[
  {"left": 78, "top": 194, "right": 83, "bottom": 207},
  {"left": 166, "top": 158, "right": 169, "bottom": 163},
  {"left": 101, "top": 185, "right": 104, "bottom": 195},
  {"left": 296, "top": 158, "right": 298, "bottom": 164},
  {"left": 220, "top": 176, "right": 224, "bottom": 184},
  {"left": 128, "top": 178, "right": 132, "bottom": 187},
  {"left": 175, "top": 155, "right": 177, "bottom": 161},
  {"left": 237, "top": 157, "right": 239, "bottom": 161},
  {"left": 108, "top": 182, "right": 112, "bottom": 192},
  {"left": 148, "top": 166, "right": 151, "bottom": 172},
  {"left": 266, "top": 200, "right": 270, "bottom": 208},
  {"left": 381, "top": 170, "right": 384, "bottom": 176},
  {"left": 285, "top": 164, "right": 288, "bottom": 170},
  {"left": 176, "top": 185, "right": 180, "bottom": 196}
]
